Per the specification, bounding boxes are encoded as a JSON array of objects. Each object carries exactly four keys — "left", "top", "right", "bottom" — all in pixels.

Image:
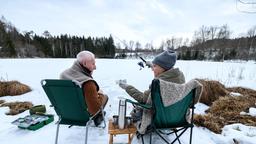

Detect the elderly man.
[{"left": 60, "top": 50, "right": 108, "bottom": 126}]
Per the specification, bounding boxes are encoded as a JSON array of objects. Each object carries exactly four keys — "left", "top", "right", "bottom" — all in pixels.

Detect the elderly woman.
[{"left": 119, "top": 49, "right": 185, "bottom": 134}]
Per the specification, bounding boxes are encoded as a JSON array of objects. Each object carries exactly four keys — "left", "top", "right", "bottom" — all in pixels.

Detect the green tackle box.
[{"left": 12, "top": 114, "right": 54, "bottom": 131}]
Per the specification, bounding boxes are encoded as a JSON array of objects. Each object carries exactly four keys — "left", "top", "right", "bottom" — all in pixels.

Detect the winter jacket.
[
  {"left": 60, "top": 60, "right": 106, "bottom": 115},
  {"left": 124, "top": 68, "right": 186, "bottom": 134},
  {"left": 125, "top": 68, "right": 185, "bottom": 103}
]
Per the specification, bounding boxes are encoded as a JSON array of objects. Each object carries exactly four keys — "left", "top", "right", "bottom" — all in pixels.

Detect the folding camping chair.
[
  {"left": 126, "top": 79, "right": 196, "bottom": 144},
  {"left": 41, "top": 79, "right": 106, "bottom": 144}
]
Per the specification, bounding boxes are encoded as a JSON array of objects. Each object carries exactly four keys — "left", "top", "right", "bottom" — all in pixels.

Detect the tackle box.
[{"left": 12, "top": 114, "right": 54, "bottom": 130}]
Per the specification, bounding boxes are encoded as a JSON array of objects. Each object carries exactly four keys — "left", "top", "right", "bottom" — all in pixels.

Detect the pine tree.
[{"left": 4, "top": 34, "right": 16, "bottom": 57}]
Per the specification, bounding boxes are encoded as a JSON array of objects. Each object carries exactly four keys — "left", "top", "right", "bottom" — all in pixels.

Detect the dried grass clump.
[
  {"left": 0, "top": 80, "right": 31, "bottom": 97},
  {"left": 227, "top": 87, "right": 256, "bottom": 98},
  {"left": 196, "top": 79, "right": 230, "bottom": 106},
  {"left": 0, "top": 101, "right": 33, "bottom": 115},
  {"left": 194, "top": 114, "right": 225, "bottom": 133},
  {"left": 207, "top": 96, "right": 255, "bottom": 117},
  {"left": 194, "top": 87, "right": 256, "bottom": 134}
]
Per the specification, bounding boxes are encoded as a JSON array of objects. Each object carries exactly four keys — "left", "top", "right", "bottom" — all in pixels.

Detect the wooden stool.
[{"left": 108, "top": 120, "right": 137, "bottom": 144}]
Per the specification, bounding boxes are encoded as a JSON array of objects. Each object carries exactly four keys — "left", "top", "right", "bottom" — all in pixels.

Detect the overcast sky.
[{"left": 1, "top": 0, "right": 255, "bottom": 46}]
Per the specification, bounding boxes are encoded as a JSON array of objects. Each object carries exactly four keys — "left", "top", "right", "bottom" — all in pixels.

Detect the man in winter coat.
[
  {"left": 119, "top": 49, "right": 185, "bottom": 134},
  {"left": 60, "top": 50, "right": 108, "bottom": 126}
]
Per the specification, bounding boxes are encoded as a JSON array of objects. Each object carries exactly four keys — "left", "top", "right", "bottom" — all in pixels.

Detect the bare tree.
[
  {"left": 135, "top": 41, "right": 141, "bottom": 58},
  {"left": 217, "top": 24, "right": 231, "bottom": 39},
  {"left": 128, "top": 40, "right": 134, "bottom": 51},
  {"left": 183, "top": 38, "right": 190, "bottom": 47},
  {"left": 247, "top": 25, "right": 256, "bottom": 37},
  {"left": 200, "top": 25, "right": 208, "bottom": 43},
  {"left": 191, "top": 25, "right": 210, "bottom": 46},
  {"left": 166, "top": 39, "right": 172, "bottom": 50},
  {"left": 159, "top": 40, "right": 165, "bottom": 51},
  {"left": 209, "top": 26, "right": 218, "bottom": 40},
  {"left": 144, "top": 42, "right": 152, "bottom": 50},
  {"left": 176, "top": 37, "right": 183, "bottom": 48},
  {"left": 247, "top": 25, "right": 256, "bottom": 56},
  {"left": 166, "top": 36, "right": 180, "bottom": 50}
]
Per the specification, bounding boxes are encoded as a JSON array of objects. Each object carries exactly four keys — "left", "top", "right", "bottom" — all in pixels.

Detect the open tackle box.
[{"left": 11, "top": 114, "right": 54, "bottom": 130}]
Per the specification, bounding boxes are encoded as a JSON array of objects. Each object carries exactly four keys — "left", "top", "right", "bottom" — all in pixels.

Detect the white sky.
[{"left": 0, "top": 0, "right": 256, "bottom": 47}]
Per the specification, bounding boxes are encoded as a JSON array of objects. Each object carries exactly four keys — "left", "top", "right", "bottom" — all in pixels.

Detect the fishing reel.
[
  {"left": 138, "top": 57, "right": 152, "bottom": 70},
  {"left": 138, "top": 61, "right": 145, "bottom": 70}
]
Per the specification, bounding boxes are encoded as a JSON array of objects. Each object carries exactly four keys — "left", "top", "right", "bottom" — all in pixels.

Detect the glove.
[
  {"left": 145, "top": 61, "right": 152, "bottom": 68},
  {"left": 119, "top": 82, "right": 128, "bottom": 90}
]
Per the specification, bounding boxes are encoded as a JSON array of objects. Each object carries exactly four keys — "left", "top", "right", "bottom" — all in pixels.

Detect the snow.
[
  {"left": 230, "top": 92, "right": 242, "bottom": 97},
  {"left": 249, "top": 108, "right": 256, "bottom": 117},
  {"left": 0, "top": 59, "right": 256, "bottom": 144},
  {"left": 194, "top": 103, "right": 209, "bottom": 115},
  {"left": 222, "top": 124, "right": 256, "bottom": 144}
]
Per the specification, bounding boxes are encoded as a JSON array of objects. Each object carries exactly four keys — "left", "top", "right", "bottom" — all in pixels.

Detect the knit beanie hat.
[{"left": 152, "top": 50, "right": 177, "bottom": 70}]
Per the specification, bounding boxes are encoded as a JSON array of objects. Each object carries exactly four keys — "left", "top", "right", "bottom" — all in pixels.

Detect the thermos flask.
[{"left": 118, "top": 99, "right": 126, "bottom": 129}]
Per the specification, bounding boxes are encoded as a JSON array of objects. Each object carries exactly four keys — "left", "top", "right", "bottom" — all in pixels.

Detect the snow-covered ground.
[{"left": 0, "top": 59, "right": 256, "bottom": 144}]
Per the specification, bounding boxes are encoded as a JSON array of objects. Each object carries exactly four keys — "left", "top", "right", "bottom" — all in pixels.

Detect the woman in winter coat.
[{"left": 119, "top": 49, "right": 185, "bottom": 134}]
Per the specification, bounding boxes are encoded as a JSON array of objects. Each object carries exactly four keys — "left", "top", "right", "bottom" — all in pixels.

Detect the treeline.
[
  {"left": 176, "top": 25, "right": 256, "bottom": 61},
  {"left": 177, "top": 37, "right": 256, "bottom": 61},
  {"left": 114, "top": 24, "right": 256, "bottom": 61},
  {"left": 1, "top": 16, "right": 256, "bottom": 61},
  {"left": 0, "top": 16, "right": 115, "bottom": 58}
]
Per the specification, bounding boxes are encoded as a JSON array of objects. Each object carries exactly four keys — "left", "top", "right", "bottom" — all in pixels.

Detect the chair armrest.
[{"left": 125, "top": 99, "right": 152, "bottom": 109}]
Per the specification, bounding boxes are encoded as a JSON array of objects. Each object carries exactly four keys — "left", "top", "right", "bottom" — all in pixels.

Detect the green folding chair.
[
  {"left": 41, "top": 79, "right": 106, "bottom": 144},
  {"left": 126, "top": 79, "right": 196, "bottom": 144}
]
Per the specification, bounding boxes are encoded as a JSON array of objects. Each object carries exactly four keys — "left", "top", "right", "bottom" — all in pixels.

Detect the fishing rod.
[{"left": 112, "top": 35, "right": 152, "bottom": 69}]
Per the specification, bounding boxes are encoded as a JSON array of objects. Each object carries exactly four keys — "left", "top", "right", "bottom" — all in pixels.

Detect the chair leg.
[
  {"left": 55, "top": 120, "right": 61, "bottom": 144},
  {"left": 149, "top": 132, "right": 152, "bottom": 144},
  {"left": 189, "top": 126, "right": 193, "bottom": 144},
  {"left": 174, "top": 131, "right": 181, "bottom": 144},
  {"left": 141, "top": 135, "right": 145, "bottom": 144},
  {"left": 155, "top": 130, "right": 170, "bottom": 144},
  {"left": 85, "top": 126, "right": 88, "bottom": 144},
  {"left": 171, "top": 128, "right": 188, "bottom": 144}
]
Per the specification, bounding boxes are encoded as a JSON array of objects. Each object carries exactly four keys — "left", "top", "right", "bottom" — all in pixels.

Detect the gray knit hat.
[{"left": 152, "top": 50, "right": 177, "bottom": 70}]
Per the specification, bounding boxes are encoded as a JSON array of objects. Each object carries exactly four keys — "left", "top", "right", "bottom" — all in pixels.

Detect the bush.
[{"left": 0, "top": 80, "right": 31, "bottom": 97}]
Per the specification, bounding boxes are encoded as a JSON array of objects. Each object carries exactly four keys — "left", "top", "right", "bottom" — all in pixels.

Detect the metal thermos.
[{"left": 118, "top": 99, "right": 126, "bottom": 129}]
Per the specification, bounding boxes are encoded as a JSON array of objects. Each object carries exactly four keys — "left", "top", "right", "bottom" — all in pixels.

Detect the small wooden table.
[{"left": 108, "top": 120, "right": 137, "bottom": 144}]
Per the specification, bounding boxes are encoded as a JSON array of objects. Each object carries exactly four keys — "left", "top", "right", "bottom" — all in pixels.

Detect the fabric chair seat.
[{"left": 41, "top": 79, "right": 105, "bottom": 144}]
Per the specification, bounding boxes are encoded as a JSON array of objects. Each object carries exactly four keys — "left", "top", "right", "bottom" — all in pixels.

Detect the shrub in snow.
[
  {"left": 0, "top": 101, "right": 33, "bottom": 115},
  {"left": 194, "top": 86, "right": 256, "bottom": 134},
  {"left": 196, "top": 79, "right": 229, "bottom": 106},
  {"left": 0, "top": 80, "right": 31, "bottom": 97}
]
